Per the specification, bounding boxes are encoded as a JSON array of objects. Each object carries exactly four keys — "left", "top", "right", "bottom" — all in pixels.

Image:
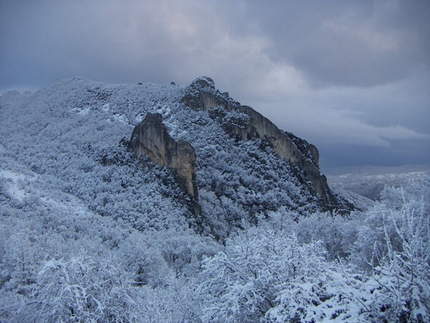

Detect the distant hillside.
[{"left": 326, "top": 164, "right": 430, "bottom": 201}]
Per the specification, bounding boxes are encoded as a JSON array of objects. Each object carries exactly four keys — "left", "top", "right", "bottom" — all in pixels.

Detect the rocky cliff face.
[
  {"left": 183, "top": 77, "right": 338, "bottom": 208},
  {"left": 130, "top": 113, "right": 199, "bottom": 212}
]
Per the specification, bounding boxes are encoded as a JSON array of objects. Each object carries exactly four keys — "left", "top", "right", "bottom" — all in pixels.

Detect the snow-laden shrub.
[{"left": 198, "top": 229, "right": 335, "bottom": 322}]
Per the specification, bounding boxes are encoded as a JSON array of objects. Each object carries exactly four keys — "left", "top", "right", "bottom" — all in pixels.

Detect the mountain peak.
[
  {"left": 179, "top": 77, "right": 343, "bottom": 210},
  {"left": 182, "top": 76, "right": 239, "bottom": 111},
  {"left": 193, "top": 76, "right": 216, "bottom": 89}
]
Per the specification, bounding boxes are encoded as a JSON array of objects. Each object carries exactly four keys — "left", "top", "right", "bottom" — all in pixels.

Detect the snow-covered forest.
[{"left": 1, "top": 78, "right": 429, "bottom": 322}]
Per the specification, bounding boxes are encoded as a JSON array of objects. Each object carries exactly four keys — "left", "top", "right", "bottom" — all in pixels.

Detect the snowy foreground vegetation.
[{"left": 1, "top": 78, "right": 429, "bottom": 322}]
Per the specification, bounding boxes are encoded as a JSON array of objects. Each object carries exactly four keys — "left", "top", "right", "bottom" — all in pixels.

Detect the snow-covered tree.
[{"left": 364, "top": 187, "right": 430, "bottom": 322}]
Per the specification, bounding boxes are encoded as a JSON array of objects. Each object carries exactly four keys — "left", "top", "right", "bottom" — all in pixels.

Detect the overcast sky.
[{"left": 1, "top": 0, "right": 429, "bottom": 168}]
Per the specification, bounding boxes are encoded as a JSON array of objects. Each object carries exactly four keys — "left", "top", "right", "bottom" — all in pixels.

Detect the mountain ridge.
[{"left": 180, "top": 77, "right": 340, "bottom": 208}]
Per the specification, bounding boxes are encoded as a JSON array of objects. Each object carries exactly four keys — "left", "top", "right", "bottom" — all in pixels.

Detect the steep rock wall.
[
  {"left": 130, "top": 113, "right": 199, "bottom": 204},
  {"left": 225, "top": 106, "right": 336, "bottom": 206}
]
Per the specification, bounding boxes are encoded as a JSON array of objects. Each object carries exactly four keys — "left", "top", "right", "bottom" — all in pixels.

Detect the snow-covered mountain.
[
  {"left": 0, "top": 76, "right": 350, "bottom": 239},
  {"left": 1, "top": 77, "right": 428, "bottom": 322}
]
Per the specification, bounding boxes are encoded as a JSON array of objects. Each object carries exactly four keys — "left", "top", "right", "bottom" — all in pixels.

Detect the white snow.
[{"left": 0, "top": 169, "right": 37, "bottom": 202}]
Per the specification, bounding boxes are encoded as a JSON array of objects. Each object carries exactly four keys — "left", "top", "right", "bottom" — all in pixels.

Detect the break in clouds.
[{"left": 0, "top": 0, "right": 429, "bottom": 166}]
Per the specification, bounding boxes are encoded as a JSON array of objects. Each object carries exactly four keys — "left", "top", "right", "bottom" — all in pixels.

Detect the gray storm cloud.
[
  {"left": 246, "top": 0, "right": 430, "bottom": 88},
  {"left": 1, "top": 0, "right": 429, "bottom": 166}
]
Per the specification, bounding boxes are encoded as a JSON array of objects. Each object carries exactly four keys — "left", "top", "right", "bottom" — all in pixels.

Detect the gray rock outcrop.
[
  {"left": 181, "top": 76, "right": 240, "bottom": 111},
  {"left": 130, "top": 113, "right": 199, "bottom": 206}
]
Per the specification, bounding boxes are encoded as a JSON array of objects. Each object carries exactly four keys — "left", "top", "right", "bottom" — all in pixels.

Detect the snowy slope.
[{"left": 0, "top": 78, "right": 195, "bottom": 231}]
